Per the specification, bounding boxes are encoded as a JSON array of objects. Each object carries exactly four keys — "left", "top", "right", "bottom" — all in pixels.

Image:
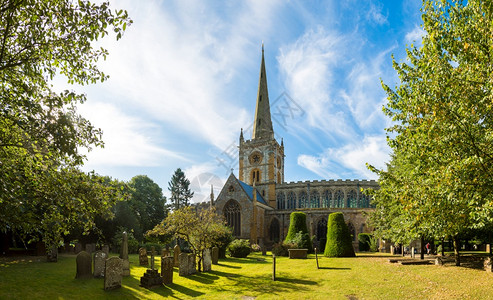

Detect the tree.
[
  {"left": 168, "top": 168, "right": 194, "bottom": 210},
  {"left": 148, "top": 206, "right": 231, "bottom": 272},
  {"left": 372, "top": 0, "right": 493, "bottom": 265},
  {"left": 324, "top": 212, "right": 355, "bottom": 257},
  {"left": 0, "top": 0, "right": 131, "bottom": 249}
]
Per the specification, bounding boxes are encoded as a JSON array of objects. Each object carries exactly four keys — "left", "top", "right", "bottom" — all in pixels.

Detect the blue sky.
[{"left": 64, "top": 0, "right": 425, "bottom": 203}]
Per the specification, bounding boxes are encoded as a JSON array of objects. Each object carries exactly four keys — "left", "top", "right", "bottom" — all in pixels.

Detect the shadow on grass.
[
  {"left": 356, "top": 255, "right": 397, "bottom": 258},
  {"left": 274, "top": 277, "right": 317, "bottom": 285},
  {"left": 186, "top": 272, "right": 220, "bottom": 284},
  {"left": 317, "top": 267, "right": 351, "bottom": 270},
  {"left": 168, "top": 283, "right": 205, "bottom": 297},
  {"left": 216, "top": 262, "right": 241, "bottom": 269}
]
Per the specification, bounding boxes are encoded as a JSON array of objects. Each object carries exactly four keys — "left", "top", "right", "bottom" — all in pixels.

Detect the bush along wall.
[
  {"left": 358, "top": 233, "right": 372, "bottom": 252},
  {"left": 284, "top": 212, "right": 312, "bottom": 252},
  {"left": 324, "top": 212, "right": 355, "bottom": 257}
]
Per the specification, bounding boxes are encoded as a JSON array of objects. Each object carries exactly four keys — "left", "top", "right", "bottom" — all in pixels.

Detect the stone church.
[{"left": 214, "top": 47, "right": 378, "bottom": 251}]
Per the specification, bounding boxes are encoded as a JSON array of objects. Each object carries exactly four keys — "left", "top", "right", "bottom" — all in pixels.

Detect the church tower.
[{"left": 239, "top": 45, "right": 284, "bottom": 208}]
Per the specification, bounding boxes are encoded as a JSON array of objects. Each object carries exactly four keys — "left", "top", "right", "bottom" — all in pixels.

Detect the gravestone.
[
  {"left": 93, "top": 250, "right": 107, "bottom": 278},
  {"left": 179, "top": 253, "right": 188, "bottom": 276},
  {"left": 75, "top": 243, "right": 82, "bottom": 254},
  {"left": 104, "top": 257, "right": 123, "bottom": 290},
  {"left": 203, "top": 249, "right": 212, "bottom": 272},
  {"left": 484, "top": 257, "right": 493, "bottom": 272},
  {"left": 102, "top": 245, "right": 109, "bottom": 256},
  {"left": 162, "top": 249, "right": 170, "bottom": 257},
  {"left": 161, "top": 256, "right": 173, "bottom": 285},
  {"left": 211, "top": 247, "right": 219, "bottom": 265},
  {"left": 390, "top": 245, "right": 395, "bottom": 255},
  {"left": 86, "top": 243, "right": 96, "bottom": 254},
  {"left": 75, "top": 251, "right": 92, "bottom": 279},
  {"left": 173, "top": 245, "right": 181, "bottom": 267},
  {"left": 47, "top": 245, "right": 58, "bottom": 262},
  {"left": 139, "top": 248, "right": 148, "bottom": 266},
  {"left": 188, "top": 253, "right": 196, "bottom": 275},
  {"left": 120, "top": 232, "right": 130, "bottom": 276},
  {"left": 411, "top": 247, "right": 415, "bottom": 258}
]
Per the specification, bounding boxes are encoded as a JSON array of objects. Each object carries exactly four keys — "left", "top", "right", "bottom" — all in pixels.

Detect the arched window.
[
  {"left": 310, "top": 191, "right": 320, "bottom": 208},
  {"left": 287, "top": 191, "right": 296, "bottom": 209},
  {"left": 334, "top": 190, "right": 344, "bottom": 208},
  {"left": 224, "top": 200, "right": 241, "bottom": 237},
  {"left": 347, "top": 222, "right": 356, "bottom": 241},
  {"left": 347, "top": 190, "right": 357, "bottom": 208},
  {"left": 251, "top": 169, "right": 261, "bottom": 184},
  {"left": 298, "top": 191, "right": 308, "bottom": 208},
  {"left": 269, "top": 218, "right": 280, "bottom": 243},
  {"left": 317, "top": 218, "right": 328, "bottom": 252},
  {"left": 322, "top": 190, "right": 331, "bottom": 208},
  {"left": 359, "top": 192, "right": 371, "bottom": 208},
  {"left": 276, "top": 193, "right": 286, "bottom": 209}
]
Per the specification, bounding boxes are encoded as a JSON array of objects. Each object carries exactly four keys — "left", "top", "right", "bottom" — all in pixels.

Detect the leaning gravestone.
[
  {"left": 179, "top": 253, "right": 189, "bottom": 276},
  {"left": 173, "top": 245, "right": 181, "bottom": 267},
  {"left": 211, "top": 246, "right": 219, "bottom": 265},
  {"left": 161, "top": 256, "right": 173, "bottom": 285},
  {"left": 47, "top": 245, "right": 58, "bottom": 262},
  {"left": 93, "top": 251, "right": 107, "bottom": 278},
  {"left": 139, "top": 248, "right": 148, "bottom": 266},
  {"left": 104, "top": 257, "right": 123, "bottom": 291},
  {"left": 75, "top": 251, "right": 92, "bottom": 279},
  {"left": 120, "top": 232, "right": 130, "bottom": 276},
  {"left": 203, "top": 249, "right": 212, "bottom": 272},
  {"left": 188, "top": 253, "right": 196, "bottom": 275}
]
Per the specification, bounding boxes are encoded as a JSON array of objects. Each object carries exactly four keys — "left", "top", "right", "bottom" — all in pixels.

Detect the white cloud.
[
  {"left": 405, "top": 25, "right": 425, "bottom": 45},
  {"left": 184, "top": 162, "right": 227, "bottom": 204},
  {"left": 367, "top": 1, "right": 388, "bottom": 25}
]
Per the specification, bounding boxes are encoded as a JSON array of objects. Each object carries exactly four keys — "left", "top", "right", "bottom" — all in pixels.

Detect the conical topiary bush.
[{"left": 324, "top": 212, "right": 355, "bottom": 257}]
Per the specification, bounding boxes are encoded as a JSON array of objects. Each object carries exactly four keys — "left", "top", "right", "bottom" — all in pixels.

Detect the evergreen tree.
[
  {"left": 324, "top": 212, "right": 355, "bottom": 257},
  {"left": 168, "top": 168, "right": 194, "bottom": 210}
]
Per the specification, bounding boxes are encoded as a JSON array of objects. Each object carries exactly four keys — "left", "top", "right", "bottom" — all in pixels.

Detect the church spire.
[{"left": 252, "top": 44, "right": 274, "bottom": 140}]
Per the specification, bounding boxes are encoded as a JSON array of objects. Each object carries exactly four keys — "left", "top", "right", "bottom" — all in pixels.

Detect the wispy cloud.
[
  {"left": 367, "top": 1, "right": 388, "bottom": 25},
  {"left": 405, "top": 24, "right": 426, "bottom": 45}
]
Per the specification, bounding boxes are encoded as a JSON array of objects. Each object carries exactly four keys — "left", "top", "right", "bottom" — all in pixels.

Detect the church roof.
[{"left": 237, "top": 179, "right": 268, "bottom": 205}]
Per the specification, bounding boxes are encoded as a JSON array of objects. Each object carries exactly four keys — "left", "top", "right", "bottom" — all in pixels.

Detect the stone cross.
[{"left": 150, "top": 246, "right": 155, "bottom": 270}]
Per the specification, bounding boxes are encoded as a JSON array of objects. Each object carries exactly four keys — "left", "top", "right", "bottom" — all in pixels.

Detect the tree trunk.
[
  {"left": 453, "top": 236, "right": 460, "bottom": 266},
  {"left": 441, "top": 238, "right": 445, "bottom": 256},
  {"left": 420, "top": 235, "right": 425, "bottom": 260},
  {"left": 197, "top": 254, "right": 202, "bottom": 272}
]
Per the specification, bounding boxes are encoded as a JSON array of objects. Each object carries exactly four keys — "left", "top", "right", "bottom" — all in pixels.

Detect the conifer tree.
[{"left": 168, "top": 168, "right": 194, "bottom": 210}]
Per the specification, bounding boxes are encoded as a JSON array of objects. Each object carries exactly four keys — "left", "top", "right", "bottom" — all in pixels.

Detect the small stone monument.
[
  {"left": 179, "top": 252, "right": 188, "bottom": 276},
  {"left": 47, "top": 245, "right": 58, "bottom": 262},
  {"left": 139, "top": 247, "right": 148, "bottom": 266},
  {"left": 102, "top": 245, "right": 109, "bottom": 256},
  {"left": 161, "top": 256, "right": 174, "bottom": 285},
  {"left": 93, "top": 250, "right": 107, "bottom": 278},
  {"left": 140, "top": 247, "right": 162, "bottom": 289},
  {"left": 173, "top": 245, "right": 181, "bottom": 267},
  {"left": 484, "top": 257, "right": 493, "bottom": 272},
  {"left": 203, "top": 249, "right": 212, "bottom": 272},
  {"left": 75, "top": 251, "right": 92, "bottom": 279},
  {"left": 211, "top": 246, "right": 219, "bottom": 265},
  {"left": 411, "top": 247, "right": 415, "bottom": 258},
  {"left": 188, "top": 253, "right": 196, "bottom": 275},
  {"left": 104, "top": 257, "right": 123, "bottom": 290},
  {"left": 120, "top": 232, "right": 130, "bottom": 276}
]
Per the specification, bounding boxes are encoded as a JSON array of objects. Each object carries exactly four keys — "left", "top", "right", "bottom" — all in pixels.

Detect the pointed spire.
[
  {"left": 210, "top": 184, "right": 214, "bottom": 209},
  {"left": 240, "top": 128, "right": 244, "bottom": 143},
  {"left": 252, "top": 44, "right": 274, "bottom": 140}
]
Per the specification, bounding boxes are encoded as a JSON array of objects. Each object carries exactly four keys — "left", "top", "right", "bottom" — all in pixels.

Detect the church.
[{"left": 214, "top": 47, "right": 378, "bottom": 251}]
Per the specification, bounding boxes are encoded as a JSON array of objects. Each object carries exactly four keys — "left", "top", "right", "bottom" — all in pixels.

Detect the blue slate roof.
[{"left": 237, "top": 180, "right": 268, "bottom": 205}]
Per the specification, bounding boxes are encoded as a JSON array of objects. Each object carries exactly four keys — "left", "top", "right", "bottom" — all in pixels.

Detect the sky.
[{"left": 62, "top": 0, "right": 425, "bottom": 203}]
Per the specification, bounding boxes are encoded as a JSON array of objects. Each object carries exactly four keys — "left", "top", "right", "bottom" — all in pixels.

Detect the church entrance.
[{"left": 316, "top": 217, "right": 328, "bottom": 252}]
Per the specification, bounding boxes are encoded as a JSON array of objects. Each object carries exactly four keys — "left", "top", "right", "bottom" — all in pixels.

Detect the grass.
[{"left": 1, "top": 252, "right": 493, "bottom": 299}]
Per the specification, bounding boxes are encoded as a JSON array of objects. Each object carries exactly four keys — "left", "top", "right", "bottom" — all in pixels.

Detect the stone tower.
[{"left": 239, "top": 45, "right": 284, "bottom": 208}]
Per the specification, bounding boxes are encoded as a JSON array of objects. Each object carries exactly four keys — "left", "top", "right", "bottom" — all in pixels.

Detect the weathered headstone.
[
  {"left": 75, "top": 251, "right": 92, "bottom": 279},
  {"left": 484, "top": 257, "right": 493, "bottom": 272},
  {"left": 104, "top": 257, "right": 123, "bottom": 290},
  {"left": 390, "top": 245, "right": 395, "bottom": 255},
  {"left": 188, "top": 253, "right": 196, "bottom": 275},
  {"left": 120, "top": 232, "right": 130, "bottom": 276},
  {"left": 411, "top": 247, "right": 415, "bottom": 258},
  {"left": 102, "top": 245, "right": 109, "bottom": 256},
  {"left": 139, "top": 248, "right": 148, "bottom": 266},
  {"left": 179, "top": 253, "right": 188, "bottom": 276},
  {"left": 161, "top": 256, "right": 173, "bottom": 285},
  {"left": 93, "top": 250, "right": 107, "bottom": 278},
  {"left": 211, "top": 246, "right": 219, "bottom": 265},
  {"left": 173, "top": 245, "right": 181, "bottom": 267},
  {"left": 203, "top": 249, "right": 212, "bottom": 272},
  {"left": 75, "top": 243, "right": 82, "bottom": 254},
  {"left": 47, "top": 245, "right": 58, "bottom": 262}
]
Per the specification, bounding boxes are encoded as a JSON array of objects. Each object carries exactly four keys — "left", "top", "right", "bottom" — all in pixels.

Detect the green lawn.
[{"left": 1, "top": 252, "right": 492, "bottom": 299}]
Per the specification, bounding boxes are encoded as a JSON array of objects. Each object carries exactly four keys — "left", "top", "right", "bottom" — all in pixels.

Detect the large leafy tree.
[
  {"left": 0, "top": 0, "right": 131, "bottom": 248},
  {"left": 371, "top": 0, "right": 493, "bottom": 265},
  {"left": 168, "top": 168, "right": 194, "bottom": 210}
]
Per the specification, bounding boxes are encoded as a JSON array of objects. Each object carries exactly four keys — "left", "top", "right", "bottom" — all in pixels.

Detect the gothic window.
[
  {"left": 317, "top": 218, "right": 328, "bottom": 241},
  {"left": 334, "top": 190, "right": 344, "bottom": 208},
  {"left": 359, "top": 192, "right": 372, "bottom": 208},
  {"left": 310, "top": 191, "right": 320, "bottom": 208},
  {"left": 347, "top": 222, "right": 356, "bottom": 241},
  {"left": 322, "top": 190, "right": 331, "bottom": 208},
  {"left": 251, "top": 169, "right": 260, "bottom": 184},
  {"left": 298, "top": 191, "right": 308, "bottom": 208},
  {"left": 347, "top": 190, "right": 358, "bottom": 208},
  {"left": 262, "top": 190, "right": 265, "bottom": 197},
  {"left": 276, "top": 192, "right": 286, "bottom": 209},
  {"left": 269, "top": 218, "right": 280, "bottom": 243},
  {"left": 287, "top": 191, "right": 296, "bottom": 209},
  {"left": 224, "top": 200, "right": 241, "bottom": 237}
]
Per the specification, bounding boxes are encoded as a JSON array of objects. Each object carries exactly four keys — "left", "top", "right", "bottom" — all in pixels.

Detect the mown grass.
[{"left": 1, "top": 252, "right": 493, "bottom": 299}]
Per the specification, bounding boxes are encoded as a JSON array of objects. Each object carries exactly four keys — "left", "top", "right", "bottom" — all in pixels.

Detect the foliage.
[
  {"left": 112, "top": 228, "right": 139, "bottom": 254},
  {"left": 0, "top": 0, "right": 131, "bottom": 250},
  {"left": 369, "top": 0, "right": 493, "bottom": 266},
  {"left": 148, "top": 206, "right": 231, "bottom": 271},
  {"left": 250, "top": 243, "right": 261, "bottom": 252},
  {"left": 271, "top": 242, "right": 290, "bottom": 257},
  {"left": 286, "top": 231, "right": 313, "bottom": 251},
  {"left": 285, "top": 212, "right": 312, "bottom": 252},
  {"left": 227, "top": 239, "right": 251, "bottom": 258},
  {"left": 358, "top": 233, "right": 372, "bottom": 252},
  {"left": 168, "top": 168, "right": 194, "bottom": 210},
  {"left": 213, "top": 230, "right": 234, "bottom": 259},
  {"left": 369, "top": 236, "right": 379, "bottom": 252},
  {"left": 324, "top": 213, "right": 355, "bottom": 257}
]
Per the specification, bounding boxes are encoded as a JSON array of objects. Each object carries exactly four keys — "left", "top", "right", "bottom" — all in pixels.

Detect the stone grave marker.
[
  {"left": 104, "top": 257, "right": 123, "bottom": 291},
  {"left": 211, "top": 246, "right": 219, "bottom": 265},
  {"left": 188, "top": 253, "right": 196, "bottom": 275},
  {"left": 47, "top": 245, "right": 58, "bottom": 262},
  {"left": 173, "top": 245, "right": 181, "bottom": 267},
  {"left": 161, "top": 256, "right": 173, "bottom": 285},
  {"left": 74, "top": 243, "right": 82, "bottom": 254},
  {"left": 120, "top": 232, "right": 130, "bottom": 276},
  {"left": 140, "top": 247, "right": 162, "bottom": 289},
  {"left": 86, "top": 243, "right": 96, "bottom": 254},
  {"left": 102, "top": 245, "right": 109, "bottom": 256},
  {"left": 203, "top": 249, "right": 212, "bottom": 272},
  {"left": 162, "top": 249, "right": 170, "bottom": 257},
  {"left": 139, "top": 247, "right": 148, "bottom": 266},
  {"left": 484, "top": 257, "right": 493, "bottom": 272},
  {"left": 75, "top": 251, "right": 92, "bottom": 279},
  {"left": 179, "top": 253, "right": 188, "bottom": 276},
  {"left": 93, "top": 250, "right": 107, "bottom": 278}
]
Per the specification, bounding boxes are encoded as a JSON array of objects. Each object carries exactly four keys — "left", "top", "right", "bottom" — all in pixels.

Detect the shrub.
[
  {"left": 286, "top": 231, "right": 312, "bottom": 251},
  {"left": 285, "top": 212, "right": 312, "bottom": 252},
  {"left": 213, "top": 230, "right": 234, "bottom": 259},
  {"left": 324, "top": 212, "right": 355, "bottom": 257},
  {"left": 358, "top": 233, "right": 372, "bottom": 252},
  {"left": 272, "top": 242, "right": 290, "bottom": 256},
  {"left": 228, "top": 239, "right": 251, "bottom": 258},
  {"left": 369, "top": 236, "right": 379, "bottom": 252},
  {"left": 250, "top": 243, "right": 261, "bottom": 252}
]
